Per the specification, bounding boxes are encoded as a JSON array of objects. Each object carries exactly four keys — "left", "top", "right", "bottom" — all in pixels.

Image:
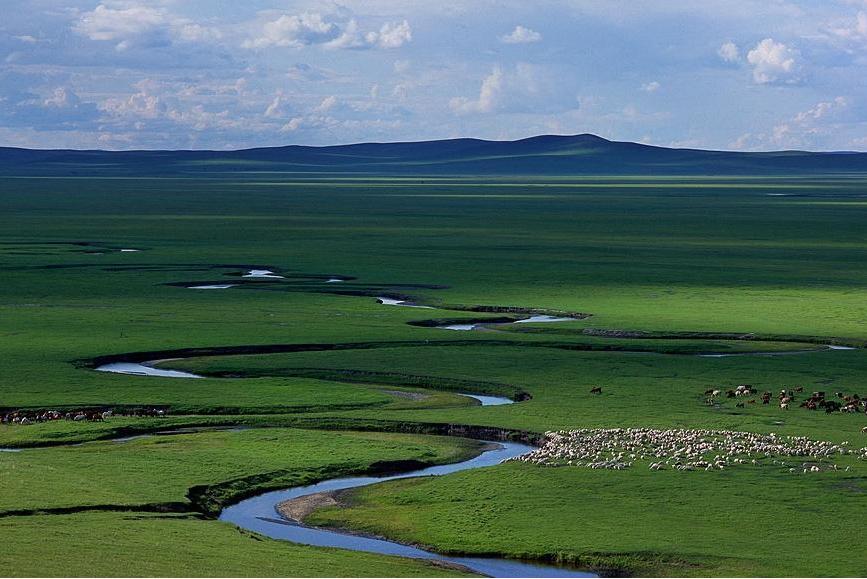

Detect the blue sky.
[{"left": 1, "top": 0, "right": 866, "bottom": 150}]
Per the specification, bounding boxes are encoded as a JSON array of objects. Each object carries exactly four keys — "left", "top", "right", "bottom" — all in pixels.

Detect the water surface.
[
  {"left": 243, "top": 269, "right": 284, "bottom": 279},
  {"left": 95, "top": 362, "right": 203, "bottom": 379},
  {"left": 220, "top": 441, "right": 596, "bottom": 578}
]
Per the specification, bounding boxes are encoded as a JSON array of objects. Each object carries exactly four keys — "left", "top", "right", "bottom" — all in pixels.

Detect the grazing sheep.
[
  {"left": 1, "top": 406, "right": 167, "bottom": 426},
  {"left": 512, "top": 427, "right": 866, "bottom": 475}
]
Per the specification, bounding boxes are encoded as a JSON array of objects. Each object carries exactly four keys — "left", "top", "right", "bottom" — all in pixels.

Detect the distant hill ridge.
[{"left": 1, "top": 133, "right": 866, "bottom": 176}]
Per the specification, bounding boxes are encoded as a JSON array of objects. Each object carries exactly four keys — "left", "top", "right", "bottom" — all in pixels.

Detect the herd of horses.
[{"left": 703, "top": 385, "right": 867, "bottom": 414}]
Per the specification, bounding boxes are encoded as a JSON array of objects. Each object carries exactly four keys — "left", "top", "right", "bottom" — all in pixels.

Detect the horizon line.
[{"left": 2, "top": 133, "right": 865, "bottom": 156}]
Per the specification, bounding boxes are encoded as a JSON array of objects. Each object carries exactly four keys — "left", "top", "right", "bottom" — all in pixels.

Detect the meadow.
[{"left": 1, "top": 173, "right": 866, "bottom": 576}]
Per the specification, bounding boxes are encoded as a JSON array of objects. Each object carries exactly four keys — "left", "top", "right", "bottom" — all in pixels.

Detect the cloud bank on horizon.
[{"left": 1, "top": 0, "right": 866, "bottom": 151}]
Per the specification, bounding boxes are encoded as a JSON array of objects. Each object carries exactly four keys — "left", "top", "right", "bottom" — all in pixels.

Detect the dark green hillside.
[{"left": 1, "top": 134, "right": 866, "bottom": 176}]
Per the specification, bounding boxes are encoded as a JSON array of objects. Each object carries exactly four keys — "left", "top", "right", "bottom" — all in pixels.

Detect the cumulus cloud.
[
  {"left": 242, "top": 13, "right": 338, "bottom": 49},
  {"left": 325, "top": 19, "right": 412, "bottom": 50},
  {"left": 500, "top": 25, "right": 542, "bottom": 44},
  {"left": 717, "top": 41, "right": 740, "bottom": 62},
  {"left": 641, "top": 81, "right": 660, "bottom": 92},
  {"left": 98, "top": 78, "right": 243, "bottom": 138},
  {"left": 794, "top": 96, "right": 848, "bottom": 123},
  {"left": 449, "top": 64, "right": 578, "bottom": 116},
  {"left": 828, "top": 11, "right": 867, "bottom": 41},
  {"left": 825, "top": 10, "right": 867, "bottom": 53},
  {"left": 244, "top": 13, "right": 411, "bottom": 50},
  {"left": 772, "top": 98, "right": 849, "bottom": 146},
  {"left": 75, "top": 4, "right": 164, "bottom": 43},
  {"left": 746, "top": 38, "right": 799, "bottom": 84},
  {"left": 373, "top": 20, "right": 412, "bottom": 49},
  {"left": 74, "top": 3, "right": 220, "bottom": 51},
  {"left": 450, "top": 67, "right": 503, "bottom": 114},
  {"left": 732, "top": 97, "right": 850, "bottom": 150},
  {"left": 0, "top": 80, "right": 100, "bottom": 132},
  {"left": 42, "top": 87, "right": 79, "bottom": 109}
]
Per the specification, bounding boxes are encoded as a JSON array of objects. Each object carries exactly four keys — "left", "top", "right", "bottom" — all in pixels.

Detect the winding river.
[
  {"left": 219, "top": 441, "right": 596, "bottom": 578},
  {"left": 86, "top": 277, "right": 860, "bottom": 577},
  {"left": 94, "top": 361, "right": 512, "bottom": 406},
  {"left": 92, "top": 359, "right": 587, "bottom": 576}
]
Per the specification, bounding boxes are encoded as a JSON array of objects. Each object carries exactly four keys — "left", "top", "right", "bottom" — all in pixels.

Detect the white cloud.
[
  {"left": 734, "top": 97, "right": 850, "bottom": 150},
  {"left": 176, "top": 23, "right": 222, "bottom": 43},
  {"left": 794, "top": 96, "right": 848, "bottom": 123},
  {"left": 729, "top": 133, "right": 753, "bottom": 150},
  {"left": 717, "top": 41, "right": 740, "bottom": 62},
  {"left": 242, "top": 13, "right": 338, "bottom": 49},
  {"left": 824, "top": 10, "right": 867, "bottom": 54},
  {"left": 314, "top": 95, "right": 338, "bottom": 113},
  {"left": 42, "top": 87, "right": 79, "bottom": 109},
  {"left": 322, "top": 19, "right": 364, "bottom": 49},
  {"left": 450, "top": 67, "right": 503, "bottom": 114},
  {"left": 281, "top": 117, "right": 304, "bottom": 132},
  {"left": 373, "top": 20, "right": 412, "bottom": 49},
  {"left": 100, "top": 79, "right": 166, "bottom": 119},
  {"left": 746, "top": 38, "right": 799, "bottom": 84},
  {"left": 325, "top": 19, "right": 411, "bottom": 50},
  {"left": 500, "top": 25, "right": 542, "bottom": 44},
  {"left": 245, "top": 13, "right": 410, "bottom": 50},
  {"left": 166, "top": 105, "right": 238, "bottom": 132},
  {"left": 264, "top": 95, "right": 286, "bottom": 118},
  {"left": 828, "top": 11, "right": 867, "bottom": 41},
  {"left": 641, "top": 81, "right": 660, "bottom": 92},
  {"left": 281, "top": 114, "right": 337, "bottom": 133},
  {"left": 74, "top": 3, "right": 220, "bottom": 50},
  {"left": 449, "top": 63, "right": 578, "bottom": 116},
  {"left": 75, "top": 4, "right": 166, "bottom": 42}
]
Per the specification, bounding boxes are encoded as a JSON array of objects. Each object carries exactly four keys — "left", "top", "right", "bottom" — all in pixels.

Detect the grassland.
[{"left": 1, "top": 173, "right": 866, "bottom": 576}]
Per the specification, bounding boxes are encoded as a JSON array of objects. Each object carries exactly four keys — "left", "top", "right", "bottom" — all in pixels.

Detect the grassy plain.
[{"left": 1, "top": 173, "right": 866, "bottom": 576}]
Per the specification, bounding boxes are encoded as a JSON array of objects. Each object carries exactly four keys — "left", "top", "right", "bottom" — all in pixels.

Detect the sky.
[{"left": 1, "top": 0, "right": 866, "bottom": 151}]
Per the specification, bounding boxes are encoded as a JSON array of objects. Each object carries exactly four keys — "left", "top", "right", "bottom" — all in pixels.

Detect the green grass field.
[{"left": 1, "top": 173, "right": 866, "bottom": 576}]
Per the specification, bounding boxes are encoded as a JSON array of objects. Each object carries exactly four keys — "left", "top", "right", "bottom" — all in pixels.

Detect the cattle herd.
[
  {"left": 513, "top": 427, "right": 867, "bottom": 473},
  {"left": 1, "top": 407, "right": 167, "bottom": 425},
  {"left": 703, "top": 384, "right": 867, "bottom": 414}
]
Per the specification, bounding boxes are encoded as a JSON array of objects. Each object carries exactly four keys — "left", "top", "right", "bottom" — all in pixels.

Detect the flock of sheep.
[
  {"left": 512, "top": 427, "right": 867, "bottom": 473},
  {"left": 2, "top": 407, "right": 166, "bottom": 425}
]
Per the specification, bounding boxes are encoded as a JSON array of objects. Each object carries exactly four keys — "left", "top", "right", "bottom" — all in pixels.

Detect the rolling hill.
[{"left": 1, "top": 133, "right": 866, "bottom": 176}]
